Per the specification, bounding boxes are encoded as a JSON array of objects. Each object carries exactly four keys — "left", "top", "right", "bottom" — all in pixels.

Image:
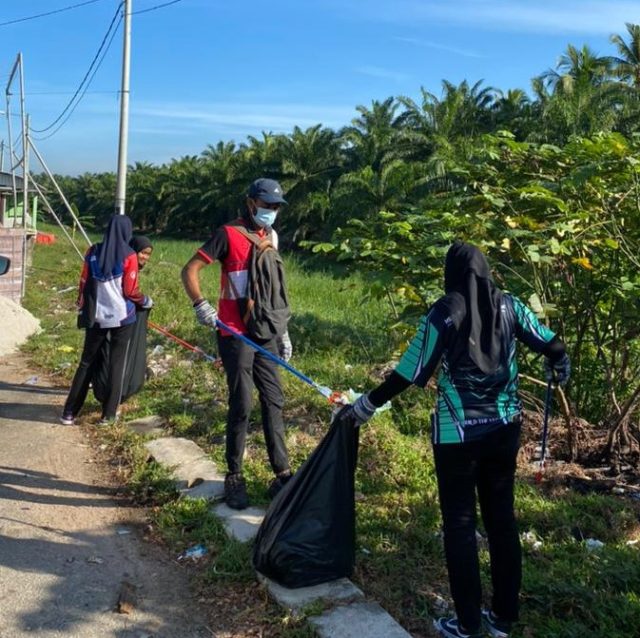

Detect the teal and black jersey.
[{"left": 394, "top": 293, "right": 558, "bottom": 444}]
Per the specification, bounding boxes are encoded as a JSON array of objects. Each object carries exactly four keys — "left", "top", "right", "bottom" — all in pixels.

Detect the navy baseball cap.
[{"left": 247, "top": 178, "right": 287, "bottom": 205}]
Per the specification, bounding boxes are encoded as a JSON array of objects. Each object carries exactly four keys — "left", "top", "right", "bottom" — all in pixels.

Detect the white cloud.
[
  {"left": 130, "top": 101, "right": 356, "bottom": 134},
  {"left": 354, "top": 65, "right": 411, "bottom": 82},
  {"left": 344, "top": 1, "right": 638, "bottom": 35},
  {"left": 394, "top": 36, "right": 486, "bottom": 59}
]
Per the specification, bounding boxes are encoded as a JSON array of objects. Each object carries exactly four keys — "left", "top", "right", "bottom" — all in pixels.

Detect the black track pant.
[
  {"left": 217, "top": 333, "right": 289, "bottom": 476},
  {"left": 64, "top": 323, "right": 135, "bottom": 419},
  {"left": 433, "top": 423, "right": 522, "bottom": 633}
]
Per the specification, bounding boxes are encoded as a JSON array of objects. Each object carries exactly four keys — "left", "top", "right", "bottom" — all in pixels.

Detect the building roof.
[{"left": 0, "top": 171, "right": 38, "bottom": 193}]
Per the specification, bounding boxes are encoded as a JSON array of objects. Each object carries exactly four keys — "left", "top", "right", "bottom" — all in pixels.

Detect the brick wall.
[{"left": 0, "top": 228, "right": 25, "bottom": 303}]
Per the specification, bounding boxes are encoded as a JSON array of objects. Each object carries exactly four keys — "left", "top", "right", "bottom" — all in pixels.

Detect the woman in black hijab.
[
  {"left": 338, "top": 241, "right": 570, "bottom": 638},
  {"left": 60, "top": 216, "right": 152, "bottom": 426},
  {"left": 130, "top": 235, "right": 153, "bottom": 269}
]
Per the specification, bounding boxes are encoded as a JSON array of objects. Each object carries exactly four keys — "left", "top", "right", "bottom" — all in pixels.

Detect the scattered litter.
[
  {"left": 151, "top": 345, "right": 164, "bottom": 356},
  {"left": 57, "top": 345, "right": 75, "bottom": 353},
  {"left": 360, "top": 547, "right": 371, "bottom": 555},
  {"left": 522, "top": 531, "right": 543, "bottom": 550},
  {"left": 24, "top": 376, "right": 39, "bottom": 386},
  {"left": 86, "top": 556, "right": 105, "bottom": 564},
  {"left": 431, "top": 593, "right": 450, "bottom": 615},
  {"left": 612, "top": 487, "right": 625, "bottom": 495},
  {"left": 344, "top": 364, "right": 353, "bottom": 371},
  {"left": 56, "top": 286, "right": 76, "bottom": 295},
  {"left": 177, "top": 543, "right": 208, "bottom": 561},
  {"left": 626, "top": 540, "right": 639, "bottom": 547},
  {"left": 117, "top": 528, "right": 132, "bottom": 536},
  {"left": 117, "top": 581, "right": 138, "bottom": 614},
  {"left": 585, "top": 538, "right": 604, "bottom": 552},
  {"left": 99, "top": 444, "right": 108, "bottom": 451}
]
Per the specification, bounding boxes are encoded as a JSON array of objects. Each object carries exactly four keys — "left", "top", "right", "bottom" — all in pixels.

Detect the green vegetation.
[
  {"left": 22, "top": 227, "right": 640, "bottom": 637},
  {"left": 35, "top": 23, "right": 640, "bottom": 463},
  {"left": 19, "top": 19, "right": 640, "bottom": 638}
]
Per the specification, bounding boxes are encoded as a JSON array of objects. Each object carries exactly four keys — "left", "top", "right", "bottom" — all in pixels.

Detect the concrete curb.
[{"left": 138, "top": 426, "right": 413, "bottom": 637}]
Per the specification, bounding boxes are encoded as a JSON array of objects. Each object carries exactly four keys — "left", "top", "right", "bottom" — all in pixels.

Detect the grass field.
[{"left": 22, "top": 224, "right": 640, "bottom": 638}]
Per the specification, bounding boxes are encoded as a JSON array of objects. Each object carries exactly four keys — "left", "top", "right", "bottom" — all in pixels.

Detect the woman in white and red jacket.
[{"left": 60, "top": 215, "right": 152, "bottom": 425}]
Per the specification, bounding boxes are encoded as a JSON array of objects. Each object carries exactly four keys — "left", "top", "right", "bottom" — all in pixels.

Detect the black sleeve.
[
  {"left": 197, "top": 227, "right": 229, "bottom": 263},
  {"left": 368, "top": 371, "right": 412, "bottom": 407}
]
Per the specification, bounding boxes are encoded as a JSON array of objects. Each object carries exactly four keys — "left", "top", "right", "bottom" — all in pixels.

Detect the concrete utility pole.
[{"left": 115, "top": 0, "right": 132, "bottom": 215}]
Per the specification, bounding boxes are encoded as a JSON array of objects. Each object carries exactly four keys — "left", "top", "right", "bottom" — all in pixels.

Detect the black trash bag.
[
  {"left": 92, "top": 309, "right": 150, "bottom": 403},
  {"left": 252, "top": 409, "right": 359, "bottom": 588}
]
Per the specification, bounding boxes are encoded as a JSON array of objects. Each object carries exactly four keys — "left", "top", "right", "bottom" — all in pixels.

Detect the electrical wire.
[
  {"left": 132, "top": 0, "right": 183, "bottom": 15},
  {"left": 30, "top": 1, "right": 123, "bottom": 134},
  {"left": 0, "top": 0, "right": 106, "bottom": 27},
  {"left": 31, "top": 12, "right": 123, "bottom": 141}
]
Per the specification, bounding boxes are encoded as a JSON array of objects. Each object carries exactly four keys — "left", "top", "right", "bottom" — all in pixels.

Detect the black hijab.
[
  {"left": 444, "top": 241, "right": 504, "bottom": 374},
  {"left": 129, "top": 235, "right": 153, "bottom": 253},
  {"left": 95, "top": 215, "right": 134, "bottom": 276}
]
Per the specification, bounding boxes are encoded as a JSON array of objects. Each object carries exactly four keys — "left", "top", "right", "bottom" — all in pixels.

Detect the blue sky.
[{"left": 1, "top": 0, "right": 639, "bottom": 175}]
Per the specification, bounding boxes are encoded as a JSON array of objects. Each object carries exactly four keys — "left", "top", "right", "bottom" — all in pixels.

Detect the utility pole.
[{"left": 115, "top": 0, "right": 132, "bottom": 215}]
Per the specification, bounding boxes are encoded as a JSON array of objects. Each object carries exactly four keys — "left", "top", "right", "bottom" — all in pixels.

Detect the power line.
[
  {"left": 32, "top": 12, "right": 123, "bottom": 142},
  {"left": 26, "top": 90, "right": 120, "bottom": 96},
  {"left": 0, "top": 0, "right": 107, "bottom": 27},
  {"left": 133, "top": 0, "right": 183, "bottom": 15},
  {"left": 30, "top": 2, "right": 123, "bottom": 134}
]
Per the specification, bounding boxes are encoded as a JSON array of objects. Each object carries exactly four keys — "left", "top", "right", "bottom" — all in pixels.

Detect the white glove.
[
  {"left": 335, "top": 393, "right": 377, "bottom": 428},
  {"left": 194, "top": 299, "right": 218, "bottom": 327},
  {"left": 277, "top": 331, "right": 292, "bottom": 362},
  {"left": 141, "top": 296, "right": 154, "bottom": 310}
]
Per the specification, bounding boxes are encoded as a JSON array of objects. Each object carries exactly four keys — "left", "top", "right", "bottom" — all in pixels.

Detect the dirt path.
[{"left": 0, "top": 353, "right": 214, "bottom": 638}]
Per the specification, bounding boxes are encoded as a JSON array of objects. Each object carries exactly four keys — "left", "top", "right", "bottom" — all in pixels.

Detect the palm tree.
[
  {"left": 493, "top": 88, "right": 533, "bottom": 139},
  {"left": 537, "top": 44, "right": 620, "bottom": 140},
  {"left": 340, "top": 97, "right": 403, "bottom": 171},
  {"left": 609, "top": 23, "right": 640, "bottom": 87},
  {"left": 276, "top": 124, "right": 343, "bottom": 242}
]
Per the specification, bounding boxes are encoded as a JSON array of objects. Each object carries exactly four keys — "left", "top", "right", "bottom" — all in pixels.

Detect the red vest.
[{"left": 218, "top": 220, "right": 270, "bottom": 336}]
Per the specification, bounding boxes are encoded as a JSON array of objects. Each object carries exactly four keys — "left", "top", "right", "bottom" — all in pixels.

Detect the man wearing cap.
[{"left": 181, "top": 178, "right": 293, "bottom": 510}]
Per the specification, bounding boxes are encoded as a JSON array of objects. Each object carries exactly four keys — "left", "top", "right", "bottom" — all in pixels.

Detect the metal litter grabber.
[
  {"left": 535, "top": 379, "right": 553, "bottom": 483},
  {"left": 148, "top": 320, "right": 219, "bottom": 364},
  {"left": 215, "top": 318, "right": 343, "bottom": 404}
]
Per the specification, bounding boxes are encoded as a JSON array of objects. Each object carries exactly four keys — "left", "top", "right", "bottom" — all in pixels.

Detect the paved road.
[{"left": 0, "top": 354, "right": 213, "bottom": 638}]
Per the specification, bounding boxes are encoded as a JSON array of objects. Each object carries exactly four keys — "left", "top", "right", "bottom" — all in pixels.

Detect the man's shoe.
[
  {"left": 433, "top": 617, "right": 483, "bottom": 638},
  {"left": 224, "top": 472, "right": 249, "bottom": 510},
  {"left": 59, "top": 411, "right": 75, "bottom": 426},
  {"left": 267, "top": 471, "right": 292, "bottom": 499},
  {"left": 481, "top": 610, "right": 511, "bottom": 638}
]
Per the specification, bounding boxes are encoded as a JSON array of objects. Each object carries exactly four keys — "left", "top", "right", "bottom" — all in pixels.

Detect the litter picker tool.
[
  {"left": 215, "top": 319, "right": 343, "bottom": 403},
  {"left": 535, "top": 379, "right": 553, "bottom": 483},
  {"left": 148, "top": 320, "right": 218, "bottom": 364}
]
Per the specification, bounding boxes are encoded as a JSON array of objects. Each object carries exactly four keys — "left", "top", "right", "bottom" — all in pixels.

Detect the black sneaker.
[
  {"left": 267, "top": 471, "right": 292, "bottom": 499},
  {"left": 481, "top": 610, "right": 511, "bottom": 638},
  {"left": 433, "top": 617, "right": 483, "bottom": 638},
  {"left": 224, "top": 473, "right": 249, "bottom": 510}
]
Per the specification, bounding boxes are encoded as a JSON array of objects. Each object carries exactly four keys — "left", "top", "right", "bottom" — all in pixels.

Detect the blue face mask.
[{"left": 254, "top": 207, "right": 278, "bottom": 228}]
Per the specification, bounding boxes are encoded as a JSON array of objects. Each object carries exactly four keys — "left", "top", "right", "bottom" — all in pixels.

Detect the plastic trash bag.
[
  {"left": 92, "top": 309, "right": 150, "bottom": 403},
  {"left": 253, "top": 408, "right": 359, "bottom": 588}
]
